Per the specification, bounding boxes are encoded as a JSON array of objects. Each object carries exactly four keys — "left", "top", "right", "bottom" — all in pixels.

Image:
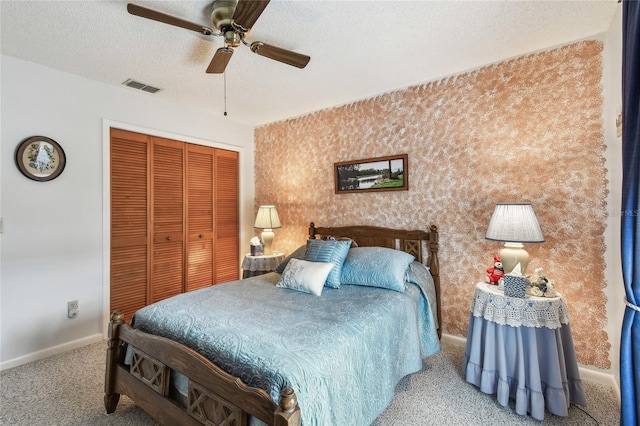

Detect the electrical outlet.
[{"left": 67, "top": 300, "right": 79, "bottom": 318}]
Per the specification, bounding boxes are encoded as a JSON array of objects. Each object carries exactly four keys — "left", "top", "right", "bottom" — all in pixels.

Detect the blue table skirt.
[{"left": 463, "top": 313, "right": 587, "bottom": 420}]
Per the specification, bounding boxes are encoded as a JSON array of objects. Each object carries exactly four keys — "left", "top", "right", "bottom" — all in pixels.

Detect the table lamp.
[
  {"left": 254, "top": 205, "right": 281, "bottom": 255},
  {"left": 485, "top": 203, "right": 544, "bottom": 274}
]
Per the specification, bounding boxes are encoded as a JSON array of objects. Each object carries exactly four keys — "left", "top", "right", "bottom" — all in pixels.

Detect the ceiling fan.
[{"left": 127, "top": 0, "right": 310, "bottom": 74}]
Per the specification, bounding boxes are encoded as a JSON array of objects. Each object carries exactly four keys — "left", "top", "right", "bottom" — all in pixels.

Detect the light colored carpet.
[{"left": 0, "top": 340, "right": 620, "bottom": 425}]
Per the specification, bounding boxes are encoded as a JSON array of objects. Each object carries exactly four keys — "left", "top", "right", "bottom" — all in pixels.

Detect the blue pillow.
[
  {"left": 340, "top": 247, "right": 415, "bottom": 292},
  {"left": 304, "top": 239, "right": 352, "bottom": 288}
]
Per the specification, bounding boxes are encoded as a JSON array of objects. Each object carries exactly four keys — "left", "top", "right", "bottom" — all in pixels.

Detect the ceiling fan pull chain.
[{"left": 224, "top": 71, "right": 228, "bottom": 117}]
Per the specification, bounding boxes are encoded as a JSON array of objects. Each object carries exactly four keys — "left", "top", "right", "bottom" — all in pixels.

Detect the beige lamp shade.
[
  {"left": 254, "top": 206, "right": 281, "bottom": 255},
  {"left": 485, "top": 203, "right": 544, "bottom": 274}
]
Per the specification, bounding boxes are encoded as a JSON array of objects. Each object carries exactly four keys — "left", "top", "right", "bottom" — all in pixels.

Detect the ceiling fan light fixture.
[{"left": 224, "top": 29, "right": 241, "bottom": 47}]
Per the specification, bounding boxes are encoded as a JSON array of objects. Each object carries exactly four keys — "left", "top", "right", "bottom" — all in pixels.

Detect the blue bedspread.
[{"left": 131, "top": 268, "right": 440, "bottom": 425}]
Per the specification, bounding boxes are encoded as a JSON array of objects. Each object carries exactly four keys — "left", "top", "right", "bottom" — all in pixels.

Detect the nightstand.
[
  {"left": 462, "top": 282, "right": 587, "bottom": 420},
  {"left": 242, "top": 251, "right": 285, "bottom": 278}
]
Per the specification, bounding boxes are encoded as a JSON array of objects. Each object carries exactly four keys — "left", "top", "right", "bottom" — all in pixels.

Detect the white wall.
[
  {"left": 602, "top": 4, "right": 624, "bottom": 390},
  {"left": 0, "top": 55, "right": 255, "bottom": 369}
]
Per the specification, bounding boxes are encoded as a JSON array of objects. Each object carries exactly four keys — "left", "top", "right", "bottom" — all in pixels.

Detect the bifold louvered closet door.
[{"left": 110, "top": 128, "right": 239, "bottom": 322}]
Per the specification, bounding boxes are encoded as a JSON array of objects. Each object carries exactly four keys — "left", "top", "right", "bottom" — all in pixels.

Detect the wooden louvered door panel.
[
  {"left": 214, "top": 149, "right": 240, "bottom": 283},
  {"left": 110, "top": 129, "right": 150, "bottom": 323},
  {"left": 110, "top": 129, "right": 240, "bottom": 316},
  {"left": 186, "top": 144, "right": 215, "bottom": 292},
  {"left": 151, "top": 137, "right": 185, "bottom": 303}
]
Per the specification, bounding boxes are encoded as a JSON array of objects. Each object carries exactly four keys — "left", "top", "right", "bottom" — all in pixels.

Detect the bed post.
[
  {"left": 104, "top": 310, "right": 125, "bottom": 414},
  {"left": 274, "top": 388, "right": 301, "bottom": 426},
  {"left": 308, "top": 222, "right": 317, "bottom": 239},
  {"left": 427, "top": 225, "right": 442, "bottom": 339}
]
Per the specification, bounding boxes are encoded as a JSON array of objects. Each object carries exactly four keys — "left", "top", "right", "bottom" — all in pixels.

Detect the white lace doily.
[
  {"left": 242, "top": 251, "right": 285, "bottom": 272},
  {"left": 470, "top": 282, "right": 570, "bottom": 329}
]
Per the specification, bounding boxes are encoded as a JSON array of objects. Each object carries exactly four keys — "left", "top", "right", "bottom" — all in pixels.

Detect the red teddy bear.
[{"left": 486, "top": 255, "right": 505, "bottom": 285}]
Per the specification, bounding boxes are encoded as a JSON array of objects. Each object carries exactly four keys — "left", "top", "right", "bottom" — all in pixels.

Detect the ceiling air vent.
[{"left": 122, "top": 78, "right": 161, "bottom": 94}]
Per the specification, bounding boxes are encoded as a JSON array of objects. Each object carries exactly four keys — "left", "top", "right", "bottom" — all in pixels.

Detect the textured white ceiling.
[{"left": 1, "top": 1, "right": 618, "bottom": 126}]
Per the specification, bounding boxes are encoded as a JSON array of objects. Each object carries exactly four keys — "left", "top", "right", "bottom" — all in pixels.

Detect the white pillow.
[{"left": 276, "top": 258, "right": 334, "bottom": 296}]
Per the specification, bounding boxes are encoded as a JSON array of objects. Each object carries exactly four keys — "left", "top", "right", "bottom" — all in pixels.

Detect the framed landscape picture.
[{"left": 334, "top": 154, "right": 408, "bottom": 194}]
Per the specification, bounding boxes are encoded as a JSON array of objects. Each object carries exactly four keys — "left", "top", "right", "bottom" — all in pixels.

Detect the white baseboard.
[
  {"left": 0, "top": 333, "right": 104, "bottom": 371},
  {"left": 441, "top": 332, "right": 621, "bottom": 404},
  {"left": 579, "top": 366, "right": 621, "bottom": 403},
  {"left": 442, "top": 333, "right": 467, "bottom": 347}
]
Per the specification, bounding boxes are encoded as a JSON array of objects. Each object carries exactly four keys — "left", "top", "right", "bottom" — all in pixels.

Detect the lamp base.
[
  {"left": 261, "top": 229, "right": 275, "bottom": 255},
  {"left": 499, "top": 242, "right": 530, "bottom": 274}
]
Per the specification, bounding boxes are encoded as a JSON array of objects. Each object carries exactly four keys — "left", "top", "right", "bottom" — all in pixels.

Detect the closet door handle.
[{"left": 166, "top": 236, "right": 171, "bottom": 241}]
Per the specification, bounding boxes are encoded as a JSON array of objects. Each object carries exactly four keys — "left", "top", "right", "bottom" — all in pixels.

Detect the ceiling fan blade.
[
  {"left": 127, "top": 3, "right": 214, "bottom": 36},
  {"left": 232, "top": 0, "right": 270, "bottom": 32},
  {"left": 250, "top": 42, "right": 310, "bottom": 69},
  {"left": 207, "top": 47, "right": 234, "bottom": 73}
]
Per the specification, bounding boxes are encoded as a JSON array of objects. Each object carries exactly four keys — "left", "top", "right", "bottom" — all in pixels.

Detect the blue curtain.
[{"left": 621, "top": 1, "right": 640, "bottom": 425}]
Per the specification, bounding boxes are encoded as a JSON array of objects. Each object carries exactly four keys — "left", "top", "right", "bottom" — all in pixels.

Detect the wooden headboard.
[{"left": 308, "top": 222, "right": 441, "bottom": 339}]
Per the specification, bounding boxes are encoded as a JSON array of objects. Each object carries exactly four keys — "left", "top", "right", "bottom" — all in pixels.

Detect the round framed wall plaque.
[{"left": 15, "top": 136, "right": 66, "bottom": 181}]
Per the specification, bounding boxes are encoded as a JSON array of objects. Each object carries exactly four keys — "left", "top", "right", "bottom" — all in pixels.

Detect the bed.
[{"left": 105, "top": 223, "right": 441, "bottom": 426}]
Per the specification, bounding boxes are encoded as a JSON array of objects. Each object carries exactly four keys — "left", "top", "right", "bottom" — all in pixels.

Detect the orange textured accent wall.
[{"left": 255, "top": 40, "right": 610, "bottom": 369}]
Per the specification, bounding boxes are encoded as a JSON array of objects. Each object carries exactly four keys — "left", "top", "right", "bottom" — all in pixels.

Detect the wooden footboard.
[{"left": 104, "top": 311, "right": 301, "bottom": 426}]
